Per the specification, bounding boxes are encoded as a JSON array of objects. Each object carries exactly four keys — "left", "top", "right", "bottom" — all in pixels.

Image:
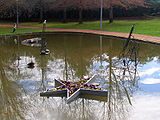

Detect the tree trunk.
[
  {"left": 79, "top": 7, "right": 83, "bottom": 24},
  {"left": 109, "top": 5, "right": 113, "bottom": 23},
  {"left": 63, "top": 8, "right": 67, "bottom": 23}
]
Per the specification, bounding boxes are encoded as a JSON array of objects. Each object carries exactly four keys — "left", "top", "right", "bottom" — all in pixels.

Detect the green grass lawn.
[
  {"left": 1, "top": 17, "right": 160, "bottom": 37},
  {"left": 0, "top": 26, "right": 42, "bottom": 35}
]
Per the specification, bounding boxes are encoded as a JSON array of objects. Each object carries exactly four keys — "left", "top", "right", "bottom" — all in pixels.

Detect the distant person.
[{"left": 12, "top": 23, "right": 17, "bottom": 33}]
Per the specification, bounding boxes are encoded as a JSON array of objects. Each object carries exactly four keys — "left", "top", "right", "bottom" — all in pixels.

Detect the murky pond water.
[{"left": 0, "top": 33, "right": 160, "bottom": 120}]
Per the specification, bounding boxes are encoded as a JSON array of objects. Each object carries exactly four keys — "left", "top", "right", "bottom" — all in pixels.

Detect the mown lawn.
[
  {"left": 0, "top": 26, "right": 42, "bottom": 35},
  {"left": 1, "top": 17, "right": 160, "bottom": 36},
  {"left": 20, "top": 18, "right": 160, "bottom": 37}
]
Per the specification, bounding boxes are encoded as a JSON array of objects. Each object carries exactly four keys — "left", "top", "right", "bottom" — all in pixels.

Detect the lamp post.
[
  {"left": 100, "top": 0, "right": 103, "bottom": 69},
  {"left": 16, "top": 0, "right": 19, "bottom": 26},
  {"left": 100, "top": 0, "right": 103, "bottom": 30}
]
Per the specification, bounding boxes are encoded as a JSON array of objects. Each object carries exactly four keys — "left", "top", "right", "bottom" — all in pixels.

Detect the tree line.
[{"left": 0, "top": 0, "right": 159, "bottom": 23}]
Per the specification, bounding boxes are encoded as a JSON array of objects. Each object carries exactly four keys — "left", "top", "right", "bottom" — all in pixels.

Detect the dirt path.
[{"left": 1, "top": 24, "right": 160, "bottom": 44}]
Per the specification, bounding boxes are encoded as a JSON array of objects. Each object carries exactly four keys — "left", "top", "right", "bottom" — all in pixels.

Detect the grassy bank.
[
  {"left": 0, "top": 26, "right": 42, "bottom": 35},
  {"left": 1, "top": 17, "right": 160, "bottom": 37},
  {"left": 20, "top": 19, "right": 160, "bottom": 37}
]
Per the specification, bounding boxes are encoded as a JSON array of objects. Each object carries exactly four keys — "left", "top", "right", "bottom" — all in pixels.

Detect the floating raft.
[
  {"left": 21, "top": 38, "right": 42, "bottom": 47},
  {"left": 40, "top": 89, "right": 67, "bottom": 97},
  {"left": 40, "top": 75, "right": 108, "bottom": 103},
  {"left": 67, "top": 89, "right": 108, "bottom": 103}
]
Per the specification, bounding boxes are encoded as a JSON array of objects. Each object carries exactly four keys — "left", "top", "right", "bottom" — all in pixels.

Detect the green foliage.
[{"left": 148, "top": 0, "right": 160, "bottom": 11}]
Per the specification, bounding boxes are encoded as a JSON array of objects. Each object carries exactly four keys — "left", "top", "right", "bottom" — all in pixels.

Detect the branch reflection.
[{"left": 1, "top": 33, "right": 159, "bottom": 120}]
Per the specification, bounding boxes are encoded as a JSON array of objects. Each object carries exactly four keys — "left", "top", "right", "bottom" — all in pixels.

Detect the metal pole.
[
  {"left": 100, "top": 0, "right": 103, "bottom": 30},
  {"left": 100, "top": 36, "right": 103, "bottom": 69},
  {"left": 16, "top": 0, "right": 19, "bottom": 26},
  {"left": 100, "top": 36, "right": 102, "bottom": 57}
]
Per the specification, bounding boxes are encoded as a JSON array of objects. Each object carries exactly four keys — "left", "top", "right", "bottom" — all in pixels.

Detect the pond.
[{"left": 0, "top": 33, "right": 160, "bottom": 120}]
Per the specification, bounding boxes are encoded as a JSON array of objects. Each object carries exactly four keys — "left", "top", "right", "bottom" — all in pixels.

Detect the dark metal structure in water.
[{"left": 40, "top": 20, "right": 50, "bottom": 55}]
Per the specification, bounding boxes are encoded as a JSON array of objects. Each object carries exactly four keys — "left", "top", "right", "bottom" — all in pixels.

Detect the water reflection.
[
  {"left": 0, "top": 33, "right": 160, "bottom": 120},
  {"left": 0, "top": 36, "right": 25, "bottom": 120},
  {"left": 97, "top": 35, "right": 139, "bottom": 120}
]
